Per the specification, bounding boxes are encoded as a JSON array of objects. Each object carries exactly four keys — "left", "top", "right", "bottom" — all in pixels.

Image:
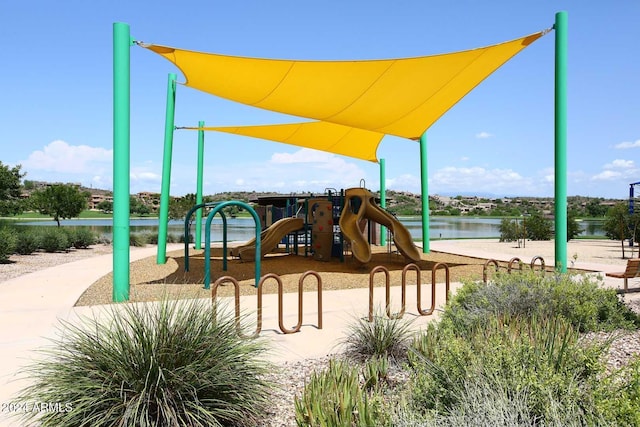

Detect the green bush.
[
  {"left": 340, "top": 308, "right": 414, "bottom": 362},
  {"left": 143, "top": 231, "right": 159, "bottom": 244},
  {"left": 179, "top": 233, "right": 194, "bottom": 244},
  {"left": 65, "top": 227, "right": 97, "bottom": 249},
  {"left": 0, "top": 226, "right": 17, "bottom": 262},
  {"left": 39, "top": 228, "right": 70, "bottom": 253},
  {"left": 409, "top": 315, "right": 611, "bottom": 425},
  {"left": 17, "top": 298, "right": 273, "bottom": 427},
  {"left": 14, "top": 228, "right": 40, "bottom": 255},
  {"left": 294, "top": 359, "right": 391, "bottom": 427},
  {"left": 129, "top": 232, "right": 147, "bottom": 247},
  {"left": 444, "top": 270, "right": 640, "bottom": 333}
]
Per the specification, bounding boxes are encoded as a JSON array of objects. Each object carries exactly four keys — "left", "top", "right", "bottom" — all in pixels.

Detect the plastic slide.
[
  {"left": 232, "top": 217, "right": 304, "bottom": 261},
  {"left": 339, "top": 188, "right": 421, "bottom": 264}
]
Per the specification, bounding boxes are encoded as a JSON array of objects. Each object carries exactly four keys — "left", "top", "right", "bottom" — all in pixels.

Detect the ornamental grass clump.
[
  {"left": 16, "top": 298, "right": 273, "bottom": 427},
  {"left": 339, "top": 307, "right": 415, "bottom": 362}
]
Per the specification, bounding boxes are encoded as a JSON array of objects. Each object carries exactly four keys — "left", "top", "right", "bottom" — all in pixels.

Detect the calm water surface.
[{"left": 14, "top": 217, "right": 605, "bottom": 241}]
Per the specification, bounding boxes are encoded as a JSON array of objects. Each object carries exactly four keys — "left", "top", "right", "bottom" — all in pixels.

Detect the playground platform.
[{"left": 0, "top": 241, "right": 638, "bottom": 426}]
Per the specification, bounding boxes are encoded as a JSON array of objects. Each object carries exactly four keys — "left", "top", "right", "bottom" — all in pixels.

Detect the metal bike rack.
[
  {"left": 299, "top": 271, "right": 323, "bottom": 330},
  {"left": 507, "top": 257, "right": 523, "bottom": 273},
  {"left": 211, "top": 272, "right": 323, "bottom": 337},
  {"left": 410, "top": 262, "right": 450, "bottom": 316},
  {"left": 368, "top": 265, "right": 405, "bottom": 322},
  {"left": 483, "top": 259, "right": 500, "bottom": 283},
  {"left": 530, "top": 255, "right": 546, "bottom": 275},
  {"left": 211, "top": 276, "right": 256, "bottom": 338},
  {"left": 258, "top": 272, "right": 323, "bottom": 334},
  {"left": 368, "top": 263, "right": 450, "bottom": 321}
]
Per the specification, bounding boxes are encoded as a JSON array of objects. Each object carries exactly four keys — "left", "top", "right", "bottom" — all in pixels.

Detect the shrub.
[
  {"left": 339, "top": 308, "right": 414, "bottom": 362},
  {"left": 409, "top": 315, "right": 610, "bottom": 425},
  {"left": 179, "top": 233, "right": 194, "bottom": 244},
  {"left": 65, "top": 227, "right": 97, "bottom": 249},
  {"left": 0, "top": 226, "right": 17, "bottom": 262},
  {"left": 129, "top": 232, "right": 147, "bottom": 247},
  {"left": 143, "top": 231, "right": 159, "bottom": 245},
  {"left": 14, "top": 228, "right": 40, "bottom": 255},
  {"left": 39, "top": 228, "right": 70, "bottom": 253},
  {"left": 16, "top": 298, "right": 273, "bottom": 427},
  {"left": 294, "top": 359, "right": 391, "bottom": 427},
  {"left": 444, "top": 270, "right": 640, "bottom": 333}
]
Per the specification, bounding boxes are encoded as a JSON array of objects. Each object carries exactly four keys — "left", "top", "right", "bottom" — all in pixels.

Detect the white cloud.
[
  {"left": 592, "top": 170, "right": 621, "bottom": 181},
  {"left": 604, "top": 159, "right": 635, "bottom": 169},
  {"left": 21, "top": 140, "right": 111, "bottom": 174},
  {"left": 199, "top": 148, "right": 369, "bottom": 194},
  {"left": 475, "top": 132, "right": 493, "bottom": 139},
  {"left": 614, "top": 140, "right": 640, "bottom": 149},
  {"left": 271, "top": 148, "right": 334, "bottom": 164},
  {"left": 428, "top": 165, "right": 551, "bottom": 195},
  {"left": 590, "top": 157, "right": 639, "bottom": 184}
]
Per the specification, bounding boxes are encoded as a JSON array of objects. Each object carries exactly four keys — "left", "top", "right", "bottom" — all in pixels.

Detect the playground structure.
[
  {"left": 111, "top": 12, "right": 568, "bottom": 302},
  {"left": 340, "top": 187, "right": 421, "bottom": 264},
  {"left": 185, "top": 186, "right": 423, "bottom": 290},
  {"left": 230, "top": 217, "right": 304, "bottom": 260}
]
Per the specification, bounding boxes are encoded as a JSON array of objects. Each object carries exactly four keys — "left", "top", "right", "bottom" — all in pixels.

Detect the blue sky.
[{"left": 2, "top": 1, "right": 638, "bottom": 199}]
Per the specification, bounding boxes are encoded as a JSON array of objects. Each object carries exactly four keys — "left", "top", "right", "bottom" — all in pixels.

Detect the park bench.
[{"left": 606, "top": 258, "right": 640, "bottom": 292}]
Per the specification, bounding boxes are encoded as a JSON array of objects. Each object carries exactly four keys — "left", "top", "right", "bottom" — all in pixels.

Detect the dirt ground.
[{"left": 75, "top": 244, "right": 556, "bottom": 306}]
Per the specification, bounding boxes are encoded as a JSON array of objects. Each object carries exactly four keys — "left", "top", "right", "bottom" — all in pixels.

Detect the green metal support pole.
[
  {"left": 420, "top": 133, "right": 430, "bottom": 253},
  {"left": 195, "top": 120, "right": 205, "bottom": 250},
  {"left": 156, "top": 73, "right": 177, "bottom": 264},
  {"left": 379, "top": 158, "right": 387, "bottom": 246},
  {"left": 554, "top": 11, "right": 568, "bottom": 272},
  {"left": 112, "top": 22, "right": 132, "bottom": 302}
]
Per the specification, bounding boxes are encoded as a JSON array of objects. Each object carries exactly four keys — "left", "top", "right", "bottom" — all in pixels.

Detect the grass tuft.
[
  {"left": 339, "top": 307, "right": 415, "bottom": 362},
  {"left": 16, "top": 297, "right": 273, "bottom": 427}
]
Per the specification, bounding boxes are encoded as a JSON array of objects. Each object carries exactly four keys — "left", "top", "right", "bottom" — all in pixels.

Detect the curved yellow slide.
[
  {"left": 339, "top": 188, "right": 421, "bottom": 264},
  {"left": 233, "top": 217, "right": 304, "bottom": 261}
]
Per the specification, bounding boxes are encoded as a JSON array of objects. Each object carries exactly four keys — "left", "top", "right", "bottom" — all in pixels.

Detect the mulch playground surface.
[{"left": 75, "top": 245, "right": 554, "bottom": 306}]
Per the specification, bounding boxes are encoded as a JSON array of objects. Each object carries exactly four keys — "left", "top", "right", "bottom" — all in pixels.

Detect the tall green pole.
[
  {"left": 112, "top": 22, "right": 132, "bottom": 302},
  {"left": 156, "top": 73, "right": 177, "bottom": 264},
  {"left": 379, "top": 158, "right": 387, "bottom": 246},
  {"left": 420, "top": 132, "right": 430, "bottom": 253},
  {"left": 554, "top": 11, "right": 568, "bottom": 272},
  {"left": 195, "top": 121, "right": 205, "bottom": 250}
]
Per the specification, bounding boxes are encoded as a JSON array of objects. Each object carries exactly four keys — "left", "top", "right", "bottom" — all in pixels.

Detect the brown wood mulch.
[{"left": 75, "top": 245, "right": 551, "bottom": 306}]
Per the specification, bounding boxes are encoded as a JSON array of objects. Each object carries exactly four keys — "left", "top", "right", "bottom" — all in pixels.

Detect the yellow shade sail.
[
  {"left": 182, "top": 121, "right": 387, "bottom": 162},
  {"left": 143, "top": 30, "right": 547, "bottom": 140}
]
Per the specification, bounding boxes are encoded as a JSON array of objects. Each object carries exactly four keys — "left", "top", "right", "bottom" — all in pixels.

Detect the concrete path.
[{"left": 0, "top": 240, "right": 637, "bottom": 425}]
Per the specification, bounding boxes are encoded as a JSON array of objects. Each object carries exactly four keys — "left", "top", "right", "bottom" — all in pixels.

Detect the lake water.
[{"left": 13, "top": 217, "right": 605, "bottom": 241}]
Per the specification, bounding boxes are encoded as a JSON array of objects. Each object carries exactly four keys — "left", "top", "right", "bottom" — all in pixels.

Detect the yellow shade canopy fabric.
[
  {"left": 183, "top": 121, "right": 387, "bottom": 162},
  {"left": 143, "top": 30, "right": 547, "bottom": 140}
]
